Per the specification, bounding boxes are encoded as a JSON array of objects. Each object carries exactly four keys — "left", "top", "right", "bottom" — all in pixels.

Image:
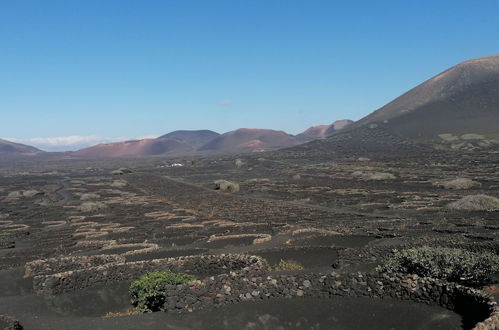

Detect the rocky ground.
[{"left": 0, "top": 142, "right": 498, "bottom": 329}]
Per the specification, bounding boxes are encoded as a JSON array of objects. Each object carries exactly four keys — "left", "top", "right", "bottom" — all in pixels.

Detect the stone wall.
[
  {"left": 24, "top": 255, "right": 126, "bottom": 277},
  {"left": 153, "top": 271, "right": 498, "bottom": 330},
  {"left": 26, "top": 251, "right": 499, "bottom": 329},
  {"left": 32, "top": 254, "right": 266, "bottom": 294}
]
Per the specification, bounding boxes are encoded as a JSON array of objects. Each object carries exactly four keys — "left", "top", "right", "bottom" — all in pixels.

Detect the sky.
[{"left": 1, "top": 0, "right": 499, "bottom": 151}]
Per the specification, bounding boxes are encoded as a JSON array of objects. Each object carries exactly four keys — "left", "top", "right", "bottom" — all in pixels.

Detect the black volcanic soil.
[
  {"left": 0, "top": 142, "right": 498, "bottom": 329},
  {"left": 0, "top": 295, "right": 462, "bottom": 330}
]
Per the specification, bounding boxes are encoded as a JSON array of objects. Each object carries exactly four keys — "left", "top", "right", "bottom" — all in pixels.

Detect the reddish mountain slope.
[
  {"left": 73, "top": 138, "right": 194, "bottom": 158},
  {"left": 297, "top": 120, "right": 353, "bottom": 142},
  {"left": 199, "top": 128, "right": 300, "bottom": 153},
  {"left": 159, "top": 130, "right": 220, "bottom": 148},
  {"left": 0, "top": 139, "right": 42, "bottom": 155}
]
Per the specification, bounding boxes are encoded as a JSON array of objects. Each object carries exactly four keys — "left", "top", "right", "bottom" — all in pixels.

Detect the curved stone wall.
[
  {"left": 24, "top": 255, "right": 126, "bottom": 277},
  {"left": 31, "top": 254, "right": 266, "bottom": 294},
  {"left": 25, "top": 251, "right": 499, "bottom": 329},
  {"left": 155, "top": 271, "right": 498, "bottom": 329}
]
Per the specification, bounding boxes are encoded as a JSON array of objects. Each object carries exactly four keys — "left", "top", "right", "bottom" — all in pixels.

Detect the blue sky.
[{"left": 1, "top": 0, "right": 499, "bottom": 151}]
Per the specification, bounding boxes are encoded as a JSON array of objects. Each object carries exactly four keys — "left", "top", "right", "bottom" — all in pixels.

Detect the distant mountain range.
[
  {"left": 199, "top": 128, "right": 299, "bottom": 153},
  {"left": 72, "top": 120, "right": 353, "bottom": 158},
  {"left": 4, "top": 54, "right": 499, "bottom": 158},
  {"left": 1, "top": 121, "right": 354, "bottom": 157}
]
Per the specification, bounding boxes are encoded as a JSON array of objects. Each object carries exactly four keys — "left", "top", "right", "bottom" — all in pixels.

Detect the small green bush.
[
  {"left": 377, "top": 247, "right": 499, "bottom": 287},
  {"left": 129, "top": 271, "right": 196, "bottom": 311}
]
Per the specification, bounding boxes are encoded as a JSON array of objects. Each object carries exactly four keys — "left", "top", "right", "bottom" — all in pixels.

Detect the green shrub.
[
  {"left": 129, "top": 271, "right": 196, "bottom": 311},
  {"left": 377, "top": 247, "right": 499, "bottom": 287}
]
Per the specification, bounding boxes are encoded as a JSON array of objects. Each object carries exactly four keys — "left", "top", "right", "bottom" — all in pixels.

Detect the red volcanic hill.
[
  {"left": 158, "top": 130, "right": 220, "bottom": 148},
  {"left": 72, "top": 138, "right": 194, "bottom": 158},
  {"left": 73, "top": 130, "right": 220, "bottom": 158},
  {"left": 296, "top": 120, "right": 353, "bottom": 142},
  {"left": 199, "top": 128, "right": 300, "bottom": 153},
  {"left": 0, "top": 139, "right": 42, "bottom": 155}
]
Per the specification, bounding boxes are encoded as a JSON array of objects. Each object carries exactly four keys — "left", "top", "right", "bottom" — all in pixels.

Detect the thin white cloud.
[
  {"left": 5, "top": 135, "right": 126, "bottom": 152},
  {"left": 219, "top": 99, "right": 233, "bottom": 106}
]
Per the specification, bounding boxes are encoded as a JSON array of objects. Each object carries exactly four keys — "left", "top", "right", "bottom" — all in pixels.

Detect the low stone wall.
[
  {"left": 0, "top": 315, "right": 23, "bottom": 330},
  {"left": 154, "top": 271, "right": 499, "bottom": 330},
  {"left": 24, "top": 255, "right": 126, "bottom": 277},
  {"left": 32, "top": 254, "right": 266, "bottom": 294}
]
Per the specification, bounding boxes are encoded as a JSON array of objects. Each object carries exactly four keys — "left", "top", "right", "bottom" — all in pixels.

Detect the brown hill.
[
  {"left": 324, "top": 119, "right": 354, "bottom": 136},
  {"left": 199, "top": 128, "right": 300, "bottom": 153},
  {"left": 0, "top": 139, "right": 42, "bottom": 155},
  {"left": 285, "top": 55, "right": 499, "bottom": 158},
  {"left": 348, "top": 55, "right": 499, "bottom": 142},
  {"left": 73, "top": 138, "right": 194, "bottom": 158},
  {"left": 159, "top": 130, "right": 220, "bottom": 148},
  {"left": 296, "top": 120, "right": 353, "bottom": 142},
  {"left": 295, "top": 125, "right": 329, "bottom": 142}
]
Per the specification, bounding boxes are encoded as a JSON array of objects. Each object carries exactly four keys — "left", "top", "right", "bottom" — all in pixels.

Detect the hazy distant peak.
[{"left": 0, "top": 138, "right": 42, "bottom": 155}]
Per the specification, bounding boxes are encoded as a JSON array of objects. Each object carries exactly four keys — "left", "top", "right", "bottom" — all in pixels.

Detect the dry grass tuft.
[
  {"left": 207, "top": 233, "right": 271, "bottom": 245},
  {"left": 214, "top": 180, "right": 240, "bottom": 193},
  {"left": 79, "top": 202, "right": 107, "bottom": 213},
  {"left": 110, "top": 180, "right": 128, "bottom": 188},
  {"left": 291, "top": 228, "right": 341, "bottom": 236},
  {"left": 5, "top": 191, "right": 22, "bottom": 200},
  {"left": 104, "top": 307, "right": 142, "bottom": 318},
  {"left": 267, "top": 259, "right": 304, "bottom": 271},
  {"left": 447, "top": 194, "right": 499, "bottom": 211},
  {"left": 436, "top": 178, "right": 481, "bottom": 190},
  {"left": 23, "top": 190, "right": 43, "bottom": 198},
  {"left": 80, "top": 193, "right": 101, "bottom": 201}
]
